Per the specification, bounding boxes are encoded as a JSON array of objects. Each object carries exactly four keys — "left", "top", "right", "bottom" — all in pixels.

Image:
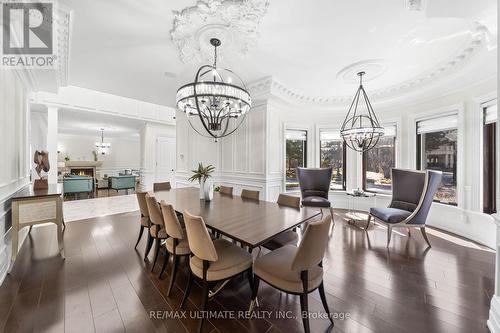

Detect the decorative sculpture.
[{"left": 33, "top": 150, "right": 50, "bottom": 189}]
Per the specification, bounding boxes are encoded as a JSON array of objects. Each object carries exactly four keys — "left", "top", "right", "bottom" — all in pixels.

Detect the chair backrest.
[
  {"left": 297, "top": 167, "right": 332, "bottom": 199},
  {"left": 145, "top": 193, "right": 164, "bottom": 227},
  {"left": 390, "top": 169, "right": 426, "bottom": 212},
  {"left": 153, "top": 181, "right": 171, "bottom": 192},
  {"left": 277, "top": 193, "right": 300, "bottom": 209},
  {"left": 291, "top": 215, "right": 332, "bottom": 272},
  {"left": 160, "top": 201, "right": 184, "bottom": 239},
  {"left": 136, "top": 191, "right": 149, "bottom": 217},
  {"left": 183, "top": 210, "right": 218, "bottom": 262},
  {"left": 408, "top": 170, "right": 443, "bottom": 225},
  {"left": 219, "top": 185, "right": 233, "bottom": 195},
  {"left": 241, "top": 189, "right": 260, "bottom": 200}
]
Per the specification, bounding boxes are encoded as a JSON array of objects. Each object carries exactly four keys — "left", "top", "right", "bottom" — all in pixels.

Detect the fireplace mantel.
[{"left": 64, "top": 161, "right": 103, "bottom": 168}]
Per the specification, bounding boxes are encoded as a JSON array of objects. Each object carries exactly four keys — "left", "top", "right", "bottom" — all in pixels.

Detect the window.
[
  {"left": 285, "top": 129, "right": 307, "bottom": 191},
  {"left": 484, "top": 103, "right": 497, "bottom": 214},
  {"left": 363, "top": 125, "right": 396, "bottom": 192},
  {"left": 416, "top": 114, "right": 458, "bottom": 205},
  {"left": 319, "top": 130, "right": 346, "bottom": 190}
]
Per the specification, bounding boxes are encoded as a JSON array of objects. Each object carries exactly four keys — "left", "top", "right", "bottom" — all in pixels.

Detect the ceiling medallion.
[
  {"left": 340, "top": 72, "right": 384, "bottom": 152},
  {"left": 171, "top": 0, "right": 270, "bottom": 64},
  {"left": 176, "top": 38, "right": 252, "bottom": 141}
]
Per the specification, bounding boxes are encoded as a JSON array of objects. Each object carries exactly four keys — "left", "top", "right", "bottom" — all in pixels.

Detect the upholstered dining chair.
[
  {"left": 262, "top": 194, "right": 300, "bottom": 250},
  {"left": 181, "top": 210, "right": 254, "bottom": 333},
  {"left": 153, "top": 181, "right": 171, "bottom": 192},
  {"left": 250, "top": 215, "right": 334, "bottom": 333},
  {"left": 159, "top": 201, "right": 190, "bottom": 296},
  {"left": 219, "top": 185, "right": 233, "bottom": 195},
  {"left": 241, "top": 189, "right": 260, "bottom": 200},
  {"left": 134, "top": 191, "right": 151, "bottom": 251},
  {"left": 145, "top": 193, "right": 169, "bottom": 271},
  {"left": 366, "top": 169, "right": 442, "bottom": 247},
  {"left": 297, "top": 167, "right": 334, "bottom": 220}
]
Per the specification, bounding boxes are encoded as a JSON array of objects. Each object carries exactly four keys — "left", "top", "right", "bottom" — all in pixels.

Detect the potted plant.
[{"left": 188, "top": 163, "right": 215, "bottom": 200}]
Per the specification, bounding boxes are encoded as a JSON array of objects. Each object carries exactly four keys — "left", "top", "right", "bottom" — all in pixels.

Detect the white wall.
[
  {"left": 0, "top": 70, "right": 31, "bottom": 284},
  {"left": 57, "top": 133, "right": 140, "bottom": 176}
]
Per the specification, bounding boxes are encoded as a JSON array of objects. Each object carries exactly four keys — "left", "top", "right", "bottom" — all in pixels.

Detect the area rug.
[{"left": 63, "top": 194, "right": 139, "bottom": 222}]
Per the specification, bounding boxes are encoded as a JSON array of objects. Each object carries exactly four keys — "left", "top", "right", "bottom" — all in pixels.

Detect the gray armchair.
[
  {"left": 367, "top": 168, "right": 442, "bottom": 247},
  {"left": 297, "top": 167, "right": 334, "bottom": 219}
]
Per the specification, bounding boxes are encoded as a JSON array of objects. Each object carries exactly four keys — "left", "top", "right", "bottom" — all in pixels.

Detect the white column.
[{"left": 46, "top": 106, "right": 58, "bottom": 184}]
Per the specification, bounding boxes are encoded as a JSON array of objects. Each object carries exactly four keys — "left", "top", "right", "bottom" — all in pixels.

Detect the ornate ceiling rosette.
[{"left": 170, "top": 0, "right": 270, "bottom": 64}]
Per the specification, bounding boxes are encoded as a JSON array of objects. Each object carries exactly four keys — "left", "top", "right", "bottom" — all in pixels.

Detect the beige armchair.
[
  {"left": 181, "top": 210, "right": 254, "bottom": 333},
  {"left": 219, "top": 185, "right": 233, "bottom": 195},
  {"left": 135, "top": 191, "right": 151, "bottom": 252},
  {"left": 251, "top": 215, "right": 334, "bottom": 333},
  {"left": 159, "top": 201, "right": 190, "bottom": 296},
  {"left": 262, "top": 194, "right": 300, "bottom": 250},
  {"left": 241, "top": 189, "right": 260, "bottom": 200},
  {"left": 145, "top": 193, "right": 168, "bottom": 272}
]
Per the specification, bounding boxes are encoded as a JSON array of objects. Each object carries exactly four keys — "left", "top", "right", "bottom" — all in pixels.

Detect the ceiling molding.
[
  {"left": 247, "top": 22, "right": 491, "bottom": 107},
  {"left": 55, "top": 4, "right": 72, "bottom": 88},
  {"left": 170, "top": 0, "right": 270, "bottom": 64}
]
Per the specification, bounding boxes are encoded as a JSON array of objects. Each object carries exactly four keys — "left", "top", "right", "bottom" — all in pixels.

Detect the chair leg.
[
  {"left": 249, "top": 275, "right": 260, "bottom": 313},
  {"left": 166, "top": 254, "right": 178, "bottom": 296},
  {"left": 420, "top": 227, "right": 431, "bottom": 247},
  {"left": 180, "top": 270, "right": 193, "bottom": 309},
  {"left": 198, "top": 279, "right": 209, "bottom": 333},
  {"left": 151, "top": 238, "right": 161, "bottom": 271},
  {"left": 387, "top": 225, "right": 392, "bottom": 247},
  {"left": 134, "top": 225, "right": 144, "bottom": 249},
  {"left": 300, "top": 271, "right": 310, "bottom": 333},
  {"left": 144, "top": 233, "right": 153, "bottom": 260},
  {"left": 318, "top": 281, "right": 333, "bottom": 325},
  {"left": 159, "top": 250, "right": 170, "bottom": 279},
  {"left": 329, "top": 207, "right": 335, "bottom": 223},
  {"left": 407, "top": 227, "right": 411, "bottom": 236},
  {"left": 365, "top": 215, "right": 372, "bottom": 230}
]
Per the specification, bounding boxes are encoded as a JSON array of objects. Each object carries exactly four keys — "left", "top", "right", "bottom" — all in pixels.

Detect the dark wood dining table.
[{"left": 153, "top": 187, "right": 321, "bottom": 250}]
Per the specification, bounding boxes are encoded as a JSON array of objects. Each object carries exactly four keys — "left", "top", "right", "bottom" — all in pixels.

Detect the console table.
[{"left": 9, "top": 184, "right": 65, "bottom": 272}]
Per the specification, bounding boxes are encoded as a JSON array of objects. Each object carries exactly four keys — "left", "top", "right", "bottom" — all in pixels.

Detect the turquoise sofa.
[
  {"left": 109, "top": 175, "right": 136, "bottom": 194},
  {"left": 63, "top": 175, "right": 93, "bottom": 199}
]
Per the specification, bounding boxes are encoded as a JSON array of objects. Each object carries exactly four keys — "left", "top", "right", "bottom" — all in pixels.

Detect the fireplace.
[{"left": 69, "top": 167, "right": 95, "bottom": 178}]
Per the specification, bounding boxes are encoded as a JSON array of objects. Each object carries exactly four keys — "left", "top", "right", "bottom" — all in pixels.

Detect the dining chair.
[
  {"left": 262, "top": 194, "right": 300, "bottom": 250},
  {"left": 134, "top": 191, "right": 151, "bottom": 251},
  {"left": 159, "top": 201, "right": 190, "bottom": 296},
  {"left": 219, "top": 185, "right": 233, "bottom": 195},
  {"left": 145, "top": 193, "right": 169, "bottom": 271},
  {"left": 153, "top": 181, "right": 171, "bottom": 192},
  {"left": 241, "top": 189, "right": 260, "bottom": 200},
  {"left": 250, "top": 215, "right": 334, "bottom": 333},
  {"left": 181, "top": 210, "right": 254, "bottom": 333},
  {"left": 297, "top": 167, "right": 334, "bottom": 220},
  {"left": 367, "top": 169, "right": 442, "bottom": 247}
]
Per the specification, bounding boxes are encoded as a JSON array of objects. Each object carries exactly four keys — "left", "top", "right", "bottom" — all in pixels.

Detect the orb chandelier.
[
  {"left": 176, "top": 38, "right": 252, "bottom": 141},
  {"left": 340, "top": 71, "right": 384, "bottom": 152},
  {"left": 95, "top": 128, "right": 111, "bottom": 155}
]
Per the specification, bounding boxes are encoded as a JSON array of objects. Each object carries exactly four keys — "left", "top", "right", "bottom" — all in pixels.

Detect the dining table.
[{"left": 153, "top": 187, "right": 322, "bottom": 251}]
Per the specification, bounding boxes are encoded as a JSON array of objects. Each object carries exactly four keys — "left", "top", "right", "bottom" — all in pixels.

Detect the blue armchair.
[
  {"left": 109, "top": 175, "right": 136, "bottom": 194},
  {"left": 63, "top": 175, "right": 94, "bottom": 199},
  {"left": 367, "top": 168, "right": 442, "bottom": 247}
]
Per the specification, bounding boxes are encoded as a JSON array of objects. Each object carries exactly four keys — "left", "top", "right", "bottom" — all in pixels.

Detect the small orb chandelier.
[
  {"left": 340, "top": 71, "right": 384, "bottom": 152},
  {"left": 176, "top": 38, "right": 252, "bottom": 141},
  {"left": 95, "top": 128, "right": 111, "bottom": 155}
]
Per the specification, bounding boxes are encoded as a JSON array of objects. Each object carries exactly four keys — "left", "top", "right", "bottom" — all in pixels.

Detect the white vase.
[
  {"left": 204, "top": 178, "right": 214, "bottom": 201},
  {"left": 199, "top": 179, "right": 205, "bottom": 200}
]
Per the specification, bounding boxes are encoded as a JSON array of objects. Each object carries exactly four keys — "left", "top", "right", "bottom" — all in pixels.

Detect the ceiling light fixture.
[
  {"left": 340, "top": 72, "right": 384, "bottom": 152},
  {"left": 95, "top": 128, "right": 111, "bottom": 155},
  {"left": 175, "top": 38, "right": 252, "bottom": 141}
]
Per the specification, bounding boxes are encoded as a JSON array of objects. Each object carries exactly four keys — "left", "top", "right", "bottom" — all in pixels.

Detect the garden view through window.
[
  {"left": 285, "top": 129, "right": 307, "bottom": 191},
  {"left": 320, "top": 130, "right": 345, "bottom": 190},
  {"left": 417, "top": 115, "right": 458, "bottom": 205},
  {"left": 363, "top": 130, "right": 396, "bottom": 192}
]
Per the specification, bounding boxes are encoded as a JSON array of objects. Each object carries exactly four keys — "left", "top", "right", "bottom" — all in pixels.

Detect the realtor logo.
[{"left": 1, "top": 1, "right": 55, "bottom": 68}]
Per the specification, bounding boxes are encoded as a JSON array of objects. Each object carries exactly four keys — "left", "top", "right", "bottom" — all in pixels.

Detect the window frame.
[
  {"left": 416, "top": 115, "right": 459, "bottom": 206},
  {"left": 318, "top": 128, "right": 347, "bottom": 191},
  {"left": 362, "top": 125, "right": 397, "bottom": 194},
  {"left": 284, "top": 127, "right": 309, "bottom": 193},
  {"left": 482, "top": 100, "right": 497, "bottom": 214}
]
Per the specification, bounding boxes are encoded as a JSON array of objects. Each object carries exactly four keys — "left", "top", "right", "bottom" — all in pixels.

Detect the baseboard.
[{"left": 0, "top": 227, "right": 28, "bottom": 285}]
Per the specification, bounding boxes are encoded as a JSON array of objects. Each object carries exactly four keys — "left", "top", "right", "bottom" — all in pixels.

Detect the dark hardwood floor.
[{"left": 0, "top": 209, "right": 494, "bottom": 333}]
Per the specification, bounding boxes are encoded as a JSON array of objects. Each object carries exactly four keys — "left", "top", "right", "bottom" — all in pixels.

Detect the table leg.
[{"left": 57, "top": 198, "right": 65, "bottom": 259}]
